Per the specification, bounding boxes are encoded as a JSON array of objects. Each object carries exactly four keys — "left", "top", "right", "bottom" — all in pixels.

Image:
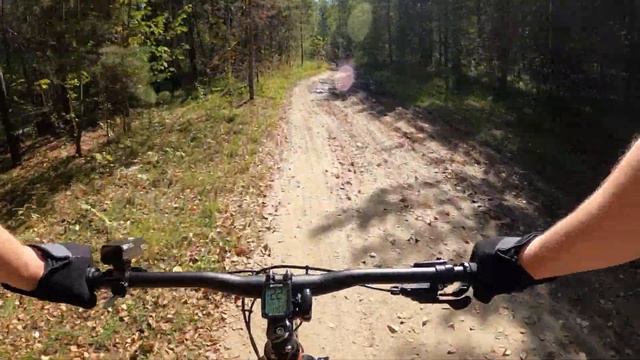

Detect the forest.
[
  {"left": 316, "top": 0, "right": 640, "bottom": 202},
  {"left": 2, "top": 0, "right": 639, "bottom": 202},
  {"left": 0, "top": 0, "right": 315, "bottom": 160}
]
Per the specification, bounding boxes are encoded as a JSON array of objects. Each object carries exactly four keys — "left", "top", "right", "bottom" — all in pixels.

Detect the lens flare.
[{"left": 335, "top": 65, "right": 355, "bottom": 92}]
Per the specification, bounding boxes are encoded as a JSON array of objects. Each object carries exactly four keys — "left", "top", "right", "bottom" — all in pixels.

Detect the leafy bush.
[
  {"left": 157, "top": 91, "right": 172, "bottom": 105},
  {"left": 173, "top": 89, "right": 186, "bottom": 102},
  {"left": 190, "top": 82, "right": 207, "bottom": 101}
]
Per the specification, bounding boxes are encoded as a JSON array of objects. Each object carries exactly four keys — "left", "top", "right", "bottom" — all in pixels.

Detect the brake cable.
[{"left": 241, "top": 297, "right": 261, "bottom": 359}]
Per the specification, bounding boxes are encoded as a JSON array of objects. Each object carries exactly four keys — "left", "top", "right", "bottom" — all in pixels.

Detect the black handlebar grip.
[{"left": 85, "top": 267, "right": 105, "bottom": 291}]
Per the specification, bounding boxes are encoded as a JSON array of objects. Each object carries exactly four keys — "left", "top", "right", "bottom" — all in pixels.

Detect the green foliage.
[
  {"left": 309, "top": 35, "right": 327, "bottom": 59},
  {"left": 95, "top": 46, "right": 157, "bottom": 112},
  {"left": 1, "top": 0, "right": 321, "bottom": 169},
  {"left": 191, "top": 83, "right": 207, "bottom": 101},
  {"left": 34, "top": 79, "right": 52, "bottom": 91},
  {"left": 157, "top": 91, "right": 172, "bottom": 105},
  {"left": 173, "top": 89, "right": 187, "bottom": 102},
  {"left": 118, "top": 0, "right": 192, "bottom": 80}
]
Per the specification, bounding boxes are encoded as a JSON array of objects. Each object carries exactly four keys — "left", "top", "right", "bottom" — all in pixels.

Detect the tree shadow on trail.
[
  {"left": 311, "top": 74, "right": 639, "bottom": 358},
  {"left": 346, "top": 86, "right": 640, "bottom": 358},
  {"left": 308, "top": 181, "right": 438, "bottom": 239}
]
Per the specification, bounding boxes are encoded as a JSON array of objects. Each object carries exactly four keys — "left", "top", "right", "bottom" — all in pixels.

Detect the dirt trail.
[{"left": 220, "top": 72, "right": 613, "bottom": 359}]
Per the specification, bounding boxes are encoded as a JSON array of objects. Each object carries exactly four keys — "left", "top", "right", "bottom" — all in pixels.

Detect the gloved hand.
[
  {"left": 2, "top": 243, "right": 97, "bottom": 309},
  {"left": 470, "top": 233, "right": 551, "bottom": 303}
]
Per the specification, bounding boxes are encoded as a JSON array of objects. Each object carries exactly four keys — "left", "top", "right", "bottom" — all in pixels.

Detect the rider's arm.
[
  {"left": 520, "top": 138, "right": 640, "bottom": 279},
  {"left": 0, "top": 226, "right": 96, "bottom": 308},
  {"left": 0, "top": 225, "right": 44, "bottom": 291}
]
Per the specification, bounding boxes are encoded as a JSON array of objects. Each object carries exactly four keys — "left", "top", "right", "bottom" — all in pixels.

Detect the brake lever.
[
  {"left": 435, "top": 292, "right": 472, "bottom": 310},
  {"left": 98, "top": 267, "right": 147, "bottom": 308},
  {"left": 103, "top": 295, "right": 119, "bottom": 309},
  {"left": 439, "top": 283, "right": 471, "bottom": 298},
  {"left": 390, "top": 283, "right": 472, "bottom": 310}
]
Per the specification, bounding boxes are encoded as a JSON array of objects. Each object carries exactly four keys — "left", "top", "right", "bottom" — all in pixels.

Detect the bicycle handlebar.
[
  {"left": 90, "top": 262, "right": 476, "bottom": 298},
  {"left": 92, "top": 240, "right": 477, "bottom": 360}
]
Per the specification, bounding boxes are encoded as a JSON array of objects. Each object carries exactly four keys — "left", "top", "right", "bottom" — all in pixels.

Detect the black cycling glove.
[
  {"left": 470, "top": 233, "right": 552, "bottom": 303},
  {"left": 2, "top": 243, "right": 97, "bottom": 309}
]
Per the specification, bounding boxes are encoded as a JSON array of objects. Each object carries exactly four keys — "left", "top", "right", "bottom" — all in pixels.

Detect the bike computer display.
[{"left": 261, "top": 278, "right": 292, "bottom": 319}]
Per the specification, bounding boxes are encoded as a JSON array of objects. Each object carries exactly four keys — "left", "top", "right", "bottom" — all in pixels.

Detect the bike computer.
[{"left": 261, "top": 273, "right": 293, "bottom": 319}]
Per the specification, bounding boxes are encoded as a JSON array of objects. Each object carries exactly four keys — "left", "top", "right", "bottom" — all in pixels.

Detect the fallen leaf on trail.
[{"left": 233, "top": 245, "right": 250, "bottom": 257}]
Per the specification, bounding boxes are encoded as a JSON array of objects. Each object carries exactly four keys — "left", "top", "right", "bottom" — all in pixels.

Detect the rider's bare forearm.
[
  {"left": 520, "top": 139, "right": 640, "bottom": 279},
  {"left": 0, "top": 226, "right": 44, "bottom": 291}
]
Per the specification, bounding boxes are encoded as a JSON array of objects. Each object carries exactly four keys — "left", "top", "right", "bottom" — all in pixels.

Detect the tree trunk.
[
  {"left": 36, "top": 87, "right": 57, "bottom": 136},
  {"left": 226, "top": 0, "right": 233, "bottom": 85},
  {"left": 624, "top": 0, "right": 638, "bottom": 105},
  {"left": 1, "top": 0, "right": 10, "bottom": 69},
  {"left": 495, "top": 0, "right": 512, "bottom": 94},
  {"left": 497, "top": 49, "right": 509, "bottom": 93},
  {"left": 547, "top": 0, "right": 559, "bottom": 123},
  {"left": 247, "top": 0, "right": 255, "bottom": 100},
  {"left": 193, "top": 4, "right": 207, "bottom": 64},
  {"left": 56, "top": 84, "right": 82, "bottom": 156},
  {"left": 73, "top": 119, "right": 82, "bottom": 157},
  {"left": 438, "top": 10, "right": 444, "bottom": 68},
  {"left": 300, "top": 19, "right": 304, "bottom": 65},
  {"left": 475, "top": 0, "right": 484, "bottom": 72},
  {"left": 76, "top": 81, "right": 84, "bottom": 156},
  {"left": 0, "top": 69, "right": 21, "bottom": 166},
  {"left": 443, "top": 1, "right": 449, "bottom": 69},
  {"left": 450, "top": 1, "right": 463, "bottom": 91},
  {"left": 186, "top": 0, "right": 198, "bottom": 80},
  {"left": 418, "top": 2, "right": 433, "bottom": 67},
  {"left": 386, "top": 0, "right": 393, "bottom": 64}
]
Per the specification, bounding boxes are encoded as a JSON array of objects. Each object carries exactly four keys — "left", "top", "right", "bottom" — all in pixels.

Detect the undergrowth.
[{"left": 0, "top": 61, "right": 325, "bottom": 359}]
